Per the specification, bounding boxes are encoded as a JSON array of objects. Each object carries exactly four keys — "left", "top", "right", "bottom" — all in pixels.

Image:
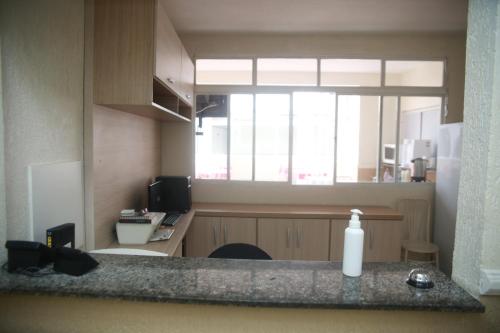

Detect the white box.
[{"left": 116, "top": 212, "right": 166, "bottom": 245}]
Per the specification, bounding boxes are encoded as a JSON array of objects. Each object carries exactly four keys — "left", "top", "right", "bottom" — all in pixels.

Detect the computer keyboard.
[
  {"left": 149, "top": 228, "right": 174, "bottom": 242},
  {"left": 161, "top": 213, "right": 181, "bottom": 226}
]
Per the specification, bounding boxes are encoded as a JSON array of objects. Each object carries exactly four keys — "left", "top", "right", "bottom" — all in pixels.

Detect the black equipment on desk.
[
  {"left": 149, "top": 176, "right": 191, "bottom": 213},
  {"left": 5, "top": 241, "right": 53, "bottom": 273},
  {"left": 46, "top": 223, "right": 75, "bottom": 249}
]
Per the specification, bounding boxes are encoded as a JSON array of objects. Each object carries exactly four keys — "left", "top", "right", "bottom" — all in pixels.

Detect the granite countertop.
[{"left": 0, "top": 255, "right": 484, "bottom": 312}]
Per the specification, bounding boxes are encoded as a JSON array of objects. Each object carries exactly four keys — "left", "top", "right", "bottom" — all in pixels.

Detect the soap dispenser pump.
[{"left": 342, "top": 209, "right": 364, "bottom": 277}]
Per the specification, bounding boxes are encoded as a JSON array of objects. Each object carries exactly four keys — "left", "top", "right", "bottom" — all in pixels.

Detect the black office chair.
[{"left": 208, "top": 243, "right": 272, "bottom": 260}]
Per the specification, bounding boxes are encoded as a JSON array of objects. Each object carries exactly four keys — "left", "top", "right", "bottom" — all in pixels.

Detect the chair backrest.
[
  {"left": 208, "top": 243, "right": 272, "bottom": 260},
  {"left": 397, "top": 199, "right": 431, "bottom": 242}
]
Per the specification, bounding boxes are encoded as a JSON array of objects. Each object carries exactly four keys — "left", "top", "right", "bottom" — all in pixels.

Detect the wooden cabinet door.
[
  {"left": 180, "top": 47, "right": 194, "bottom": 106},
  {"left": 221, "top": 217, "right": 257, "bottom": 246},
  {"left": 257, "top": 219, "right": 294, "bottom": 260},
  {"left": 330, "top": 220, "right": 348, "bottom": 261},
  {"left": 293, "top": 219, "right": 330, "bottom": 261},
  {"left": 155, "top": 0, "right": 182, "bottom": 91},
  {"left": 364, "top": 220, "right": 401, "bottom": 262},
  {"left": 185, "top": 216, "right": 221, "bottom": 257},
  {"left": 330, "top": 220, "right": 368, "bottom": 261}
]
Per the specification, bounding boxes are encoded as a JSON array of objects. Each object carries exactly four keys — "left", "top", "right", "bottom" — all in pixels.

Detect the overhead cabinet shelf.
[{"left": 94, "top": 0, "right": 194, "bottom": 122}]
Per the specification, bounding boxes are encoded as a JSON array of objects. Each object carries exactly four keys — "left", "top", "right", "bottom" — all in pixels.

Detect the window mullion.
[
  {"left": 227, "top": 94, "right": 231, "bottom": 181},
  {"left": 333, "top": 93, "right": 338, "bottom": 185},
  {"left": 288, "top": 93, "right": 293, "bottom": 184},
  {"left": 377, "top": 96, "right": 384, "bottom": 183},
  {"left": 395, "top": 96, "right": 401, "bottom": 183},
  {"left": 252, "top": 93, "right": 256, "bottom": 181}
]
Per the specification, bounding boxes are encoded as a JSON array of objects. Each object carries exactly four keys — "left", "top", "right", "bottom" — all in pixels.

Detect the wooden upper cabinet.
[
  {"left": 94, "top": 0, "right": 192, "bottom": 122},
  {"left": 180, "top": 47, "right": 195, "bottom": 105},
  {"left": 155, "top": 0, "right": 182, "bottom": 91},
  {"left": 94, "top": 0, "right": 155, "bottom": 106}
]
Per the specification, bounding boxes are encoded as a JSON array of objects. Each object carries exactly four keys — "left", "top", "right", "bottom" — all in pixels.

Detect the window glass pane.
[
  {"left": 321, "top": 59, "right": 381, "bottom": 87},
  {"left": 292, "top": 92, "right": 335, "bottom": 185},
  {"left": 336, "top": 96, "right": 380, "bottom": 183},
  {"left": 399, "top": 96, "right": 442, "bottom": 183},
  {"left": 381, "top": 96, "right": 398, "bottom": 183},
  {"left": 385, "top": 61, "right": 444, "bottom": 87},
  {"left": 195, "top": 95, "right": 228, "bottom": 179},
  {"left": 257, "top": 58, "right": 317, "bottom": 86},
  {"left": 196, "top": 59, "right": 252, "bottom": 85},
  {"left": 255, "top": 94, "right": 290, "bottom": 181},
  {"left": 230, "top": 94, "right": 253, "bottom": 180}
]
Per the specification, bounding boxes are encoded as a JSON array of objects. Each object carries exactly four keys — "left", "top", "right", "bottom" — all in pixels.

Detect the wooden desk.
[{"left": 107, "top": 203, "right": 402, "bottom": 257}]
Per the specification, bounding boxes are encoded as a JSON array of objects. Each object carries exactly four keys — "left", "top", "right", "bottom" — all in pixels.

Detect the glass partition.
[
  {"left": 195, "top": 95, "right": 228, "bottom": 179},
  {"left": 255, "top": 94, "right": 290, "bottom": 181},
  {"left": 385, "top": 61, "right": 444, "bottom": 87},
  {"left": 336, "top": 95, "right": 380, "bottom": 183},
  {"left": 321, "top": 59, "right": 381, "bottom": 87},
  {"left": 229, "top": 94, "right": 254, "bottom": 180},
  {"left": 257, "top": 58, "right": 317, "bottom": 86},
  {"left": 196, "top": 59, "right": 253, "bottom": 85},
  {"left": 292, "top": 92, "right": 335, "bottom": 185}
]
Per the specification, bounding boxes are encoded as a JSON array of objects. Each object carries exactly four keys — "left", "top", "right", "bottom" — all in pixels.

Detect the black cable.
[{"left": 1, "top": 262, "right": 61, "bottom": 277}]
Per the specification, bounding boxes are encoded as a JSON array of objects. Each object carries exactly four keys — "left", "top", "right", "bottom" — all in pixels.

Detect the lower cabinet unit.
[
  {"left": 258, "top": 218, "right": 330, "bottom": 261},
  {"left": 363, "top": 220, "right": 401, "bottom": 262},
  {"left": 186, "top": 214, "right": 400, "bottom": 261},
  {"left": 186, "top": 216, "right": 220, "bottom": 258},
  {"left": 186, "top": 216, "right": 257, "bottom": 257},
  {"left": 256, "top": 219, "right": 294, "bottom": 260},
  {"left": 330, "top": 219, "right": 401, "bottom": 262}
]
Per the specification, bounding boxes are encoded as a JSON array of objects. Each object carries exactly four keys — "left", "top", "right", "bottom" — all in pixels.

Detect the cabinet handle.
[
  {"left": 167, "top": 77, "right": 174, "bottom": 84},
  {"left": 296, "top": 227, "right": 300, "bottom": 248},
  {"left": 369, "top": 230, "right": 373, "bottom": 250},
  {"left": 212, "top": 225, "right": 217, "bottom": 246},
  {"left": 286, "top": 228, "right": 291, "bottom": 248},
  {"left": 186, "top": 94, "right": 191, "bottom": 99},
  {"left": 224, "top": 224, "right": 228, "bottom": 244}
]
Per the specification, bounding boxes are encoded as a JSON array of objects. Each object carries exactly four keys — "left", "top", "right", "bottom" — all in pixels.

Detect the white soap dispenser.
[{"left": 342, "top": 209, "right": 364, "bottom": 277}]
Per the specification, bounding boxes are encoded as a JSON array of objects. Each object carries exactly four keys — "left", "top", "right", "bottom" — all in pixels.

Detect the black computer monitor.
[{"left": 148, "top": 180, "right": 164, "bottom": 212}]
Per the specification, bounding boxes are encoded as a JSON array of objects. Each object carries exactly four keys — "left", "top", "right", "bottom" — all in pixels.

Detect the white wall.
[
  {"left": 0, "top": 0, "right": 84, "bottom": 253},
  {"left": 453, "top": 0, "right": 500, "bottom": 296}
]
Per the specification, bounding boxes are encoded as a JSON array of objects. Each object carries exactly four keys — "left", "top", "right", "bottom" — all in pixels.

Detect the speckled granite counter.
[{"left": 0, "top": 255, "right": 483, "bottom": 312}]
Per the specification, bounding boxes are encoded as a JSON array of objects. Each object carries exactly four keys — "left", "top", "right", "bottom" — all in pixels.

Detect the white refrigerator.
[{"left": 433, "top": 122, "right": 463, "bottom": 276}]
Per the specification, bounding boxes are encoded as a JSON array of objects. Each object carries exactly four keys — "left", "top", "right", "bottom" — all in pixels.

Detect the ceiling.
[{"left": 163, "top": 0, "right": 468, "bottom": 34}]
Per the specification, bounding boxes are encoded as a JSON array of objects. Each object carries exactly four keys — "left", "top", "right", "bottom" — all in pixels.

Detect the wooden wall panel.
[{"left": 93, "top": 105, "right": 161, "bottom": 248}]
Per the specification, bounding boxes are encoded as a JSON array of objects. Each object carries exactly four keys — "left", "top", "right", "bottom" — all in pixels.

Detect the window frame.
[{"left": 194, "top": 56, "right": 447, "bottom": 185}]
